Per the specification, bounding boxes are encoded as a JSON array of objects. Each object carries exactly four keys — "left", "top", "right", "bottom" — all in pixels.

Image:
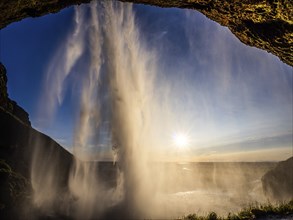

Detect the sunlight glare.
[{"left": 173, "top": 133, "right": 189, "bottom": 148}]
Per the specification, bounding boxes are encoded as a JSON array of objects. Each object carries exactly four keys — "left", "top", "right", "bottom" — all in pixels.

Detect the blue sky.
[{"left": 1, "top": 3, "right": 292, "bottom": 161}]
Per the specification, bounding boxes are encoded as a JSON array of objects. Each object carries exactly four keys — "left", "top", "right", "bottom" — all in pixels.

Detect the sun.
[{"left": 172, "top": 133, "right": 189, "bottom": 148}]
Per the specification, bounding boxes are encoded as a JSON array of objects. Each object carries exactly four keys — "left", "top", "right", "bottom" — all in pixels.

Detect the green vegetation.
[
  {"left": 0, "top": 160, "right": 31, "bottom": 204},
  {"left": 182, "top": 200, "right": 293, "bottom": 220}
]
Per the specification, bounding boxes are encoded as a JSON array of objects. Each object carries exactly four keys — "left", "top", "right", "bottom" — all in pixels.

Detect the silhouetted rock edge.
[{"left": 0, "top": 0, "right": 292, "bottom": 66}]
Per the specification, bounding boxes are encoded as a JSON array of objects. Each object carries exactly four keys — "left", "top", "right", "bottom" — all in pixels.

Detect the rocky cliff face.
[
  {"left": 0, "top": 64, "right": 9, "bottom": 109},
  {"left": 0, "top": 106, "right": 74, "bottom": 218},
  {"left": 122, "top": 0, "right": 293, "bottom": 67},
  {"left": 262, "top": 157, "right": 293, "bottom": 202},
  {"left": 0, "top": 63, "right": 31, "bottom": 126},
  {"left": 0, "top": 0, "right": 91, "bottom": 29},
  {"left": 0, "top": 0, "right": 292, "bottom": 67}
]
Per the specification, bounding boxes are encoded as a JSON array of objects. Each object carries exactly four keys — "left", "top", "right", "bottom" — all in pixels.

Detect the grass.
[{"left": 182, "top": 200, "right": 293, "bottom": 220}]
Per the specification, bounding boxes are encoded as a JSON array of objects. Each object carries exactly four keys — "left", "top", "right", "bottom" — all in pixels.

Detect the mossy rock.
[{"left": 0, "top": 159, "right": 32, "bottom": 219}]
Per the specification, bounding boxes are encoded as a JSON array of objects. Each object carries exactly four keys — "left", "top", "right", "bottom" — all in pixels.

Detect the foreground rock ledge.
[{"left": 0, "top": 0, "right": 292, "bottom": 66}]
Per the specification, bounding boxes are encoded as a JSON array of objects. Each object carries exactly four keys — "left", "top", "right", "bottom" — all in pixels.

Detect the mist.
[{"left": 29, "top": 1, "right": 293, "bottom": 219}]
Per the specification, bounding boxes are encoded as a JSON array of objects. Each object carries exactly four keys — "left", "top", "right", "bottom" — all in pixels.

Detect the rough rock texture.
[
  {"left": 0, "top": 64, "right": 9, "bottom": 109},
  {"left": 0, "top": 63, "right": 31, "bottom": 126},
  {"left": 122, "top": 0, "right": 293, "bottom": 67},
  {"left": 0, "top": 160, "right": 31, "bottom": 219},
  {"left": 262, "top": 157, "right": 293, "bottom": 202},
  {"left": 0, "top": 0, "right": 292, "bottom": 67},
  {"left": 0, "top": 105, "right": 118, "bottom": 219},
  {"left": 0, "top": 62, "right": 117, "bottom": 219},
  {"left": 0, "top": 0, "right": 91, "bottom": 29},
  {"left": 0, "top": 106, "right": 74, "bottom": 219}
]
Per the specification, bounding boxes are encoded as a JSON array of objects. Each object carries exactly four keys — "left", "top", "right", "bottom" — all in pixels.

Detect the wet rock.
[
  {"left": 0, "top": 0, "right": 292, "bottom": 66},
  {"left": 0, "top": 106, "right": 74, "bottom": 219},
  {"left": 121, "top": 0, "right": 293, "bottom": 67},
  {"left": 262, "top": 157, "right": 293, "bottom": 201}
]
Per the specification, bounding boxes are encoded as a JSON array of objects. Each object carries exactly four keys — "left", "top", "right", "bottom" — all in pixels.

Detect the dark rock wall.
[
  {"left": 0, "top": 63, "right": 31, "bottom": 126},
  {"left": 262, "top": 157, "right": 293, "bottom": 202},
  {"left": 0, "top": 64, "right": 10, "bottom": 110},
  {"left": 0, "top": 0, "right": 91, "bottom": 29},
  {"left": 121, "top": 0, "right": 293, "bottom": 66},
  {"left": 0, "top": 107, "right": 73, "bottom": 186},
  {"left": 0, "top": 0, "right": 292, "bottom": 66},
  {"left": 0, "top": 106, "right": 117, "bottom": 218},
  {"left": 0, "top": 60, "right": 64, "bottom": 218},
  {"left": 0, "top": 107, "right": 73, "bottom": 218}
]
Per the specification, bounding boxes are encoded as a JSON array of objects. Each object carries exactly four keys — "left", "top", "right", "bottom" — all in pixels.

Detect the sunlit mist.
[
  {"left": 2, "top": 0, "right": 292, "bottom": 219},
  {"left": 29, "top": 1, "right": 292, "bottom": 218}
]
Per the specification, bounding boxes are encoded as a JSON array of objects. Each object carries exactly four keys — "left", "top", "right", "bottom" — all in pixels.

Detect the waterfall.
[{"left": 32, "top": 1, "right": 157, "bottom": 218}]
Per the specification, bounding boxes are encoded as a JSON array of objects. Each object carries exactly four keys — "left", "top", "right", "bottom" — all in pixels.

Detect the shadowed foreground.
[{"left": 183, "top": 200, "right": 293, "bottom": 220}]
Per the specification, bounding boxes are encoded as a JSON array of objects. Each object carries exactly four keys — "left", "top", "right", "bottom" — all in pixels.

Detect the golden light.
[{"left": 173, "top": 133, "right": 189, "bottom": 148}]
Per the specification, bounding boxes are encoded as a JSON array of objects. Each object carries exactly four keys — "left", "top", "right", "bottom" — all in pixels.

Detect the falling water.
[
  {"left": 29, "top": 1, "right": 291, "bottom": 219},
  {"left": 32, "top": 1, "right": 157, "bottom": 219}
]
